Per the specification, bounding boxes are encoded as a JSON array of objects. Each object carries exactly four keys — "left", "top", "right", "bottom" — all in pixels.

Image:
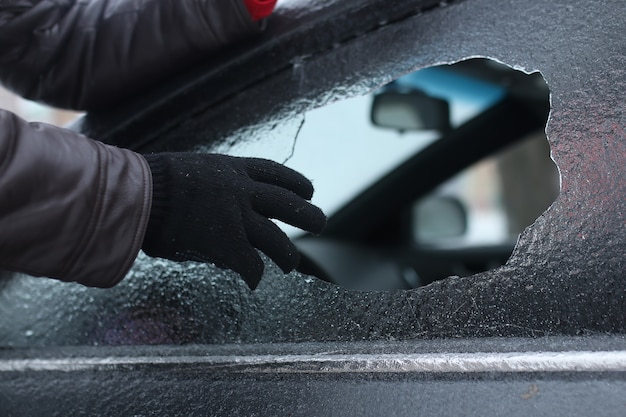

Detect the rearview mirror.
[{"left": 370, "top": 88, "right": 450, "bottom": 132}]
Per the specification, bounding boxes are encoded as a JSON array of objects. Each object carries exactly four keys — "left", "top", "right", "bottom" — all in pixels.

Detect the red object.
[{"left": 243, "top": 0, "right": 277, "bottom": 21}]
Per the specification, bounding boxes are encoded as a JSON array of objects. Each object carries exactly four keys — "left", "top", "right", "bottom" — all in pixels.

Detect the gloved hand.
[{"left": 141, "top": 153, "right": 326, "bottom": 289}]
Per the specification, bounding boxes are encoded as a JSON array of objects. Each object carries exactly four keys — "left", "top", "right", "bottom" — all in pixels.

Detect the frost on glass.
[{"left": 0, "top": 254, "right": 254, "bottom": 346}]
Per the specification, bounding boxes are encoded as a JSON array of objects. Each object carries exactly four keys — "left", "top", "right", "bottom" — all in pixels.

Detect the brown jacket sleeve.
[
  {"left": 0, "top": 0, "right": 266, "bottom": 287},
  {"left": 0, "top": 109, "right": 151, "bottom": 287},
  {"left": 0, "top": 0, "right": 261, "bottom": 110}
]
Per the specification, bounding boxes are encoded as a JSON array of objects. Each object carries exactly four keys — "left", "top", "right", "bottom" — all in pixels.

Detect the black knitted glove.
[{"left": 141, "top": 153, "right": 326, "bottom": 289}]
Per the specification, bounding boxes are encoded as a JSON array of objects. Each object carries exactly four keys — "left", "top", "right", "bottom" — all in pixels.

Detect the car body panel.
[{"left": 2, "top": 336, "right": 626, "bottom": 416}]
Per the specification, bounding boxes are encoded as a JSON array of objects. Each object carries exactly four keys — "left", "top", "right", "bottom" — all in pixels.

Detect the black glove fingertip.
[
  {"left": 242, "top": 272, "right": 262, "bottom": 290},
  {"left": 235, "top": 262, "right": 264, "bottom": 290},
  {"left": 307, "top": 206, "right": 327, "bottom": 235},
  {"left": 233, "top": 252, "right": 265, "bottom": 290},
  {"left": 245, "top": 158, "right": 315, "bottom": 200}
]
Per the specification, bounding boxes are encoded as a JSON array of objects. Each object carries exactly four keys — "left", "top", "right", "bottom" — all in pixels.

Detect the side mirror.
[
  {"left": 413, "top": 196, "right": 467, "bottom": 242},
  {"left": 370, "top": 88, "right": 451, "bottom": 132}
]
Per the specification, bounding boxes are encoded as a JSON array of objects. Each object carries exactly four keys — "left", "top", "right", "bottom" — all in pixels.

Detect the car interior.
[{"left": 293, "top": 58, "right": 559, "bottom": 290}]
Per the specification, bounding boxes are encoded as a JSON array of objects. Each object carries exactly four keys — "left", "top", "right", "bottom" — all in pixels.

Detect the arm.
[
  {"left": 0, "top": 0, "right": 274, "bottom": 110},
  {"left": 0, "top": 109, "right": 152, "bottom": 287},
  {"left": 0, "top": 108, "right": 325, "bottom": 289},
  {"left": 0, "top": 0, "right": 325, "bottom": 289}
]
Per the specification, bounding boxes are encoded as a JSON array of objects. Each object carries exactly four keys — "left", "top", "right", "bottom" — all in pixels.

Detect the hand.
[{"left": 141, "top": 153, "right": 326, "bottom": 289}]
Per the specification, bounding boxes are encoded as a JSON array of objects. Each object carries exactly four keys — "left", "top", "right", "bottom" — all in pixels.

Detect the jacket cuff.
[
  {"left": 73, "top": 146, "right": 153, "bottom": 288},
  {"left": 70, "top": 146, "right": 152, "bottom": 288},
  {"left": 96, "top": 149, "right": 153, "bottom": 288}
]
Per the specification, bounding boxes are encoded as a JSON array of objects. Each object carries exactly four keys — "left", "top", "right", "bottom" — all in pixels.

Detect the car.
[{"left": 1, "top": 0, "right": 624, "bottom": 415}]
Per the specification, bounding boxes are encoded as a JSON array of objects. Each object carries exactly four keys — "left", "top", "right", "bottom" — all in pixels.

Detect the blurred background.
[{"left": 0, "top": 86, "right": 81, "bottom": 125}]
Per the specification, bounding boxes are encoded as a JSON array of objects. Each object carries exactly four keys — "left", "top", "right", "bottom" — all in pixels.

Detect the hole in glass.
[{"left": 286, "top": 58, "right": 558, "bottom": 290}]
